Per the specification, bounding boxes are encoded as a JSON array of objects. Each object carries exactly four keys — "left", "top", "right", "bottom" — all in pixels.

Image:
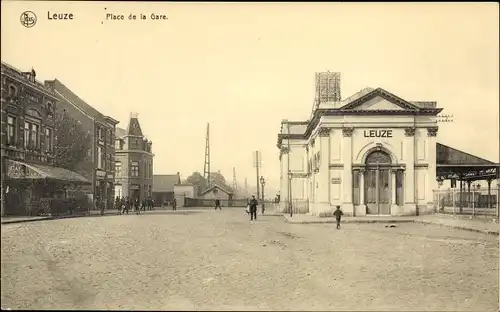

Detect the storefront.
[
  {"left": 3, "top": 159, "right": 91, "bottom": 216},
  {"left": 277, "top": 87, "right": 442, "bottom": 217}
]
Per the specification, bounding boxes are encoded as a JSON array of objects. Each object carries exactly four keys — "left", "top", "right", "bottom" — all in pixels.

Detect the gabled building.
[
  {"left": 277, "top": 86, "right": 443, "bottom": 217},
  {"left": 200, "top": 183, "right": 234, "bottom": 201},
  {"left": 114, "top": 113, "right": 154, "bottom": 202},
  {"left": 277, "top": 82, "right": 498, "bottom": 217},
  {"left": 1, "top": 62, "right": 91, "bottom": 216},
  {"left": 44, "top": 78, "right": 119, "bottom": 210},
  {"left": 152, "top": 173, "right": 180, "bottom": 205}
]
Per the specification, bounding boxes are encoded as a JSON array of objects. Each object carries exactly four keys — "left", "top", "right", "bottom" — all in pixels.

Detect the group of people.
[
  {"left": 244, "top": 196, "right": 344, "bottom": 228},
  {"left": 114, "top": 196, "right": 155, "bottom": 215}
]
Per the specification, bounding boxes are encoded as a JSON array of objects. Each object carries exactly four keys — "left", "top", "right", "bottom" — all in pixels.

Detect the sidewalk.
[
  {"left": 1, "top": 209, "right": 122, "bottom": 225},
  {"left": 284, "top": 213, "right": 499, "bottom": 235}
]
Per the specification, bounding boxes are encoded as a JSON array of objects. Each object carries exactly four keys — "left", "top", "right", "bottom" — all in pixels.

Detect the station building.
[{"left": 277, "top": 86, "right": 499, "bottom": 217}]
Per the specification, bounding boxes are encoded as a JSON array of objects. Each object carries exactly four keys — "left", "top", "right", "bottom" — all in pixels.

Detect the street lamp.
[{"left": 260, "top": 176, "right": 265, "bottom": 214}]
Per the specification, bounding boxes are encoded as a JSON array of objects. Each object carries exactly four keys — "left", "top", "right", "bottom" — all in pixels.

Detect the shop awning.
[
  {"left": 436, "top": 143, "right": 499, "bottom": 181},
  {"left": 5, "top": 160, "right": 91, "bottom": 185}
]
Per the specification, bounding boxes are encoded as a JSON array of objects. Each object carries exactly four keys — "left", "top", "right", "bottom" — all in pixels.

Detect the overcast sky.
[{"left": 2, "top": 2, "right": 498, "bottom": 193}]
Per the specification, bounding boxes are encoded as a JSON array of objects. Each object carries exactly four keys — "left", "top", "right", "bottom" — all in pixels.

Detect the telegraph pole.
[
  {"left": 254, "top": 151, "right": 260, "bottom": 200},
  {"left": 287, "top": 123, "right": 292, "bottom": 217}
]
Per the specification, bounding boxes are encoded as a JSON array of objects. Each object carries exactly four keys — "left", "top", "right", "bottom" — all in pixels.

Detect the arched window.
[
  {"left": 47, "top": 102, "right": 53, "bottom": 116},
  {"left": 365, "top": 150, "right": 391, "bottom": 165},
  {"left": 8, "top": 85, "right": 17, "bottom": 99}
]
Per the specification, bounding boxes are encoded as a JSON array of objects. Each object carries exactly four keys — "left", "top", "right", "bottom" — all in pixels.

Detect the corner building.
[
  {"left": 277, "top": 87, "right": 442, "bottom": 217},
  {"left": 114, "top": 114, "right": 154, "bottom": 202}
]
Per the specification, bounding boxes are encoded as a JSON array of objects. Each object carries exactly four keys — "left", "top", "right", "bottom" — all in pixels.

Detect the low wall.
[{"left": 184, "top": 198, "right": 248, "bottom": 208}]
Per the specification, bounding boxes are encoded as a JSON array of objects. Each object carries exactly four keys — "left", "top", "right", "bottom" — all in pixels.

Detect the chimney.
[{"left": 177, "top": 172, "right": 181, "bottom": 184}]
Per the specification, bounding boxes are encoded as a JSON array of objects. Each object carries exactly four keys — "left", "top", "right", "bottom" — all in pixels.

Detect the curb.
[
  {"left": 284, "top": 217, "right": 499, "bottom": 236},
  {"left": 415, "top": 220, "right": 499, "bottom": 236},
  {"left": 1, "top": 212, "right": 121, "bottom": 225},
  {"left": 285, "top": 217, "right": 416, "bottom": 224},
  {"left": 1, "top": 217, "right": 54, "bottom": 225}
]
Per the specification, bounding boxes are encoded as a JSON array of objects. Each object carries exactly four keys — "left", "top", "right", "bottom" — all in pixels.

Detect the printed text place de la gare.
[
  {"left": 106, "top": 13, "right": 168, "bottom": 20},
  {"left": 47, "top": 11, "right": 74, "bottom": 20}
]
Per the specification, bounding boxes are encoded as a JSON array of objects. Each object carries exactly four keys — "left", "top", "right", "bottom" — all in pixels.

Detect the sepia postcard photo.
[{"left": 1, "top": 1, "right": 499, "bottom": 311}]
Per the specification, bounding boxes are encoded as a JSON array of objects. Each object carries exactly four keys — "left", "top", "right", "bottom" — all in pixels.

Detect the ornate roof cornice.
[
  {"left": 339, "top": 87, "right": 420, "bottom": 111},
  {"left": 277, "top": 87, "right": 443, "bottom": 143}
]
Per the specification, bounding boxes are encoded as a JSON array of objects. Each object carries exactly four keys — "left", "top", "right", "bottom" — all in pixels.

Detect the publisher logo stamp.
[{"left": 20, "top": 11, "right": 37, "bottom": 28}]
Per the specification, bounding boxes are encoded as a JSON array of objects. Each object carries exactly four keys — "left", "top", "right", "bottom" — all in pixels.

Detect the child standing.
[{"left": 333, "top": 205, "right": 344, "bottom": 229}]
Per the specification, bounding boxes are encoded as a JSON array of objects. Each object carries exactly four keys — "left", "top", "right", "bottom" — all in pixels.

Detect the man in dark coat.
[{"left": 249, "top": 195, "right": 258, "bottom": 221}]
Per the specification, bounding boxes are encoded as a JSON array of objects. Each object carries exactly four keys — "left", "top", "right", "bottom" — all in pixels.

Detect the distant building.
[
  {"left": 114, "top": 114, "right": 154, "bottom": 202},
  {"left": 44, "top": 78, "right": 119, "bottom": 210},
  {"left": 153, "top": 173, "right": 180, "bottom": 205},
  {"left": 1, "top": 62, "right": 90, "bottom": 216},
  {"left": 206, "top": 171, "right": 234, "bottom": 194},
  {"left": 174, "top": 182, "right": 196, "bottom": 208},
  {"left": 200, "top": 184, "right": 233, "bottom": 201}
]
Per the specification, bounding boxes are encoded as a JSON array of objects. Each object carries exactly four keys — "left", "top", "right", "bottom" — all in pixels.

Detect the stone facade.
[
  {"left": 277, "top": 87, "right": 443, "bottom": 217},
  {"left": 114, "top": 114, "right": 154, "bottom": 202}
]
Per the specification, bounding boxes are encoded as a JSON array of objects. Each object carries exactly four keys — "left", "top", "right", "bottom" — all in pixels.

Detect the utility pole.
[
  {"left": 254, "top": 151, "right": 261, "bottom": 200},
  {"left": 232, "top": 167, "right": 238, "bottom": 195},
  {"left": 203, "top": 123, "right": 211, "bottom": 187},
  {"left": 287, "top": 123, "right": 292, "bottom": 217},
  {"left": 437, "top": 114, "right": 454, "bottom": 123}
]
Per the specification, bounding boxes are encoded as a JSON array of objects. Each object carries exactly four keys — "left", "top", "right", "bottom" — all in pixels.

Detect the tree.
[
  {"left": 184, "top": 172, "right": 207, "bottom": 196},
  {"left": 54, "top": 112, "right": 91, "bottom": 171}
]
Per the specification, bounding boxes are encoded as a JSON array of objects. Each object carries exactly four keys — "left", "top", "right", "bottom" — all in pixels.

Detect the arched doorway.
[{"left": 364, "top": 150, "right": 392, "bottom": 215}]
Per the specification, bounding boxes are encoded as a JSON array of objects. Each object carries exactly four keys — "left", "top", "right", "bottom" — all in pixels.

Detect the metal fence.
[{"left": 433, "top": 187, "right": 499, "bottom": 218}]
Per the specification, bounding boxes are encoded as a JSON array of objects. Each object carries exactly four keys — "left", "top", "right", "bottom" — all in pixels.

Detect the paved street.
[{"left": 1, "top": 209, "right": 498, "bottom": 311}]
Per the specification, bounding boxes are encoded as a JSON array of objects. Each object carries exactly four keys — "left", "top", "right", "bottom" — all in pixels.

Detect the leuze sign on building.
[
  {"left": 277, "top": 87, "right": 443, "bottom": 218},
  {"left": 363, "top": 129, "right": 393, "bottom": 138}
]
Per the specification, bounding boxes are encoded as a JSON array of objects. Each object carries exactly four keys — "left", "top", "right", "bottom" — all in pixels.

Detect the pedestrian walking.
[
  {"left": 172, "top": 198, "right": 177, "bottom": 211},
  {"left": 123, "top": 200, "right": 130, "bottom": 215},
  {"left": 214, "top": 198, "right": 221, "bottom": 210},
  {"left": 249, "top": 195, "right": 258, "bottom": 221},
  {"left": 334, "top": 205, "right": 344, "bottom": 229},
  {"left": 120, "top": 197, "right": 126, "bottom": 215},
  {"left": 135, "top": 199, "right": 141, "bottom": 215},
  {"left": 115, "top": 197, "right": 121, "bottom": 215},
  {"left": 100, "top": 200, "right": 105, "bottom": 216}
]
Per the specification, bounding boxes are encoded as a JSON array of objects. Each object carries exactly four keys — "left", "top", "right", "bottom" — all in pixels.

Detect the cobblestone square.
[{"left": 1, "top": 209, "right": 498, "bottom": 311}]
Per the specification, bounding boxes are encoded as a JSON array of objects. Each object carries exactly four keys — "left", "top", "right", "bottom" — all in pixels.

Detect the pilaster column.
[
  {"left": 342, "top": 126, "right": 354, "bottom": 215},
  {"left": 426, "top": 126, "right": 438, "bottom": 213},
  {"left": 404, "top": 127, "right": 416, "bottom": 213},
  {"left": 391, "top": 169, "right": 397, "bottom": 204},
  {"left": 279, "top": 146, "right": 290, "bottom": 212},
  {"left": 305, "top": 145, "right": 310, "bottom": 204},
  {"left": 318, "top": 127, "right": 331, "bottom": 205}
]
